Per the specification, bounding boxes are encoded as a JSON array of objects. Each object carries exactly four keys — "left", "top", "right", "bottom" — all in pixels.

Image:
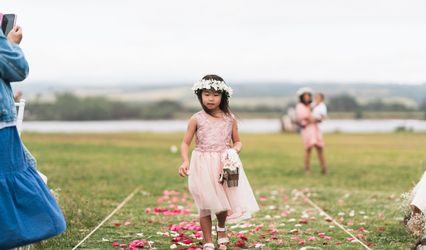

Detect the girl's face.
[
  {"left": 201, "top": 89, "right": 222, "bottom": 111},
  {"left": 315, "top": 94, "right": 323, "bottom": 104}
]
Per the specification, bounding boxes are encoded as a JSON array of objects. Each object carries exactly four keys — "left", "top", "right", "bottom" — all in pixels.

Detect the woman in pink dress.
[
  {"left": 178, "top": 75, "right": 259, "bottom": 250},
  {"left": 295, "top": 87, "right": 327, "bottom": 175}
]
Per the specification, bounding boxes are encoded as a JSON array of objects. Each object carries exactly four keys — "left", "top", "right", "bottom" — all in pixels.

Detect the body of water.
[{"left": 21, "top": 119, "right": 426, "bottom": 133}]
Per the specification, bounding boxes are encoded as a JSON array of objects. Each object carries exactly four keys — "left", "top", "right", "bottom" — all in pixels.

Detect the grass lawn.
[{"left": 22, "top": 132, "right": 426, "bottom": 249}]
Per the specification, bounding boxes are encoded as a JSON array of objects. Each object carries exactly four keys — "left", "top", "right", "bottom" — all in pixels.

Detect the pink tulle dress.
[
  {"left": 188, "top": 111, "right": 259, "bottom": 223},
  {"left": 296, "top": 103, "right": 325, "bottom": 149}
]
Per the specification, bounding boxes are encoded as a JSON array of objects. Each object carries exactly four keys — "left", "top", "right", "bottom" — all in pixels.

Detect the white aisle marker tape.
[
  {"left": 72, "top": 186, "right": 143, "bottom": 250},
  {"left": 298, "top": 191, "right": 372, "bottom": 250}
]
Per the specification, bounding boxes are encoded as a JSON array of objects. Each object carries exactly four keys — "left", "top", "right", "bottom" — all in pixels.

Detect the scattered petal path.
[{"left": 95, "top": 188, "right": 392, "bottom": 249}]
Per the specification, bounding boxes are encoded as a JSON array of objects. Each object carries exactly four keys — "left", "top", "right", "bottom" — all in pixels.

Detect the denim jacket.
[{"left": 0, "top": 30, "right": 29, "bottom": 123}]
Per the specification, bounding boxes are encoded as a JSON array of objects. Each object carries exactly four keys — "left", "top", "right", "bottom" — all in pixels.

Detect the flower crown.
[{"left": 192, "top": 79, "right": 233, "bottom": 98}]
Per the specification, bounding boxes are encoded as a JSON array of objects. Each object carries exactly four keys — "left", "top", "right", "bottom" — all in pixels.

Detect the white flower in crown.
[{"left": 192, "top": 79, "right": 233, "bottom": 97}]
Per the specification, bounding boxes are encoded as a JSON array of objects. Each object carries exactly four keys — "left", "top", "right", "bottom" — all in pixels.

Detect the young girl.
[
  {"left": 178, "top": 75, "right": 259, "bottom": 250},
  {"left": 312, "top": 93, "right": 327, "bottom": 122},
  {"left": 295, "top": 87, "right": 327, "bottom": 175}
]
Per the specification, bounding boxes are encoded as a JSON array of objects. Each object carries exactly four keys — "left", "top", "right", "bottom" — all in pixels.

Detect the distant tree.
[
  {"left": 328, "top": 94, "right": 359, "bottom": 112},
  {"left": 420, "top": 98, "right": 426, "bottom": 120},
  {"left": 363, "top": 99, "right": 414, "bottom": 112},
  {"left": 142, "top": 100, "right": 183, "bottom": 119},
  {"left": 285, "top": 101, "right": 297, "bottom": 112},
  {"left": 233, "top": 105, "right": 282, "bottom": 113},
  {"left": 355, "top": 108, "right": 363, "bottom": 119},
  {"left": 27, "top": 92, "right": 142, "bottom": 120}
]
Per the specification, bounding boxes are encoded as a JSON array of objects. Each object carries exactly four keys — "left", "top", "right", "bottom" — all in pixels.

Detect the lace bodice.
[{"left": 194, "top": 111, "right": 234, "bottom": 152}]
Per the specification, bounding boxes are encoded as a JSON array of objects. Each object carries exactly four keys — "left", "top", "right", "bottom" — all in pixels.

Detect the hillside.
[{"left": 15, "top": 82, "right": 426, "bottom": 109}]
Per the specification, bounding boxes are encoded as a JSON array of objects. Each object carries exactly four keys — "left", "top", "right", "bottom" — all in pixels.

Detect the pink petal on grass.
[
  {"left": 367, "top": 242, "right": 375, "bottom": 247},
  {"left": 193, "top": 232, "right": 203, "bottom": 239},
  {"left": 172, "top": 237, "right": 183, "bottom": 242},
  {"left": 253, "top": 242, "right": 265, "bottom": 248},
  {"left": 235, "top": 239, "right": 246, "bottom": 248},
  {"left": 237, "top": 233, "right": 248, "bottom": 241},
  {"left": 183, "top": 239, "right": 193, "bottom": 244},
  {"left": 299, "top": 218, "right": 309, "bottom": 224},
  {"left": 112, "top": 242, "right": 127, "bottom": 247},
  {"left": 281, "top": 210, "right": 289, "bottom": 217},
  {"left": 148, "top": 241, "right": 155, "bottom": 248},
  {"left": 129, "top": 240, "right": 146, "bottom": 248},
  {"left": 283, "top": 195, "right": 289, "bottom": 203}
]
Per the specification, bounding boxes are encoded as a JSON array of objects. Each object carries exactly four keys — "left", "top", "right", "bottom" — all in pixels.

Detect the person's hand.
[
  {"left": 232, "top": 147, "right": 240, "bottom": 154},
  {"left": 178, "top": 162, "right": 189, "bottom": 177},
  {"left": 7, "top": 26, "right": 23, "bottom": 45},
  {"left": 14, "top": 91, "right": 23, "bottom": 101}
]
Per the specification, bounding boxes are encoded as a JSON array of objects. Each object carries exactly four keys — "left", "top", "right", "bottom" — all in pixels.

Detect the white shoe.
[
  {"left": 203, "top": 243, "right": 215, "bottom": 250},
  {"left": 216, "top": 226, "right": 229, "bottom": 250}
]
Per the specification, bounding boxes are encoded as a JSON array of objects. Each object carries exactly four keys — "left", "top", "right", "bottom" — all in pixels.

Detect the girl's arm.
[
  {"left": 178, "top": 116, "right": 197, "bottom": 177},
  {"left": 231, "top": 118, "right": 242, "bottom": 153}
]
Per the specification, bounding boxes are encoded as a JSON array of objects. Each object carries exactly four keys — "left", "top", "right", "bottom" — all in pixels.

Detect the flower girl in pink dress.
[{"left": 178, "top": 75, "right": 259, "bottom": 250}]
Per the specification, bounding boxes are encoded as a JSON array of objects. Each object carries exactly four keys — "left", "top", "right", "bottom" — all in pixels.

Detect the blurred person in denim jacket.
[{"left": 0, "top": 23, "right": 66, "bottom": 249}]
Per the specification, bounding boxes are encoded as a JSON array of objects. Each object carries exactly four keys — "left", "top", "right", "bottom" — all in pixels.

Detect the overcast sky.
[{"left": 2, "top": 0, "right": 426, "bottom": 85}]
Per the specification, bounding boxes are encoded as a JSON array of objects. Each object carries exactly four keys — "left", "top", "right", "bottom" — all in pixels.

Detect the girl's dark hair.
[
  {"left": 196, "top": 74, "right": 231, "bottom": 117},
  {"left": 299, "top": 92, "right": 312, "bottom": 105}
]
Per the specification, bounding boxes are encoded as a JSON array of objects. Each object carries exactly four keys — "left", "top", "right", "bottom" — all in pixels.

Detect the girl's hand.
[
  {"left": 178, "top": 162, "right": 189, "bottom": 177},
  {"left": 7, "top": 26, "right": 23, "bottom": 44},
  {"left": 232, "top": 147, "right": 241, "bottom": 154},
  {"left": 309, "top": 116, "right": 318, "bottom": 123}
]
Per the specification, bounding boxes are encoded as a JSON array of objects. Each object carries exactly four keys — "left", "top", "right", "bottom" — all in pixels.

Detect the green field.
[{"left": 24, "top": 132, "right": 426, "bottom": 249}]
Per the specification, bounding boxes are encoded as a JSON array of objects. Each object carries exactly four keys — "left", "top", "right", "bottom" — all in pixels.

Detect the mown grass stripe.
[
  {"left": 299, "top": 191, "right": 372, "bottom": 250},
  {"left": 71, "top": 186, "right": 143, "bottom": 250}
]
